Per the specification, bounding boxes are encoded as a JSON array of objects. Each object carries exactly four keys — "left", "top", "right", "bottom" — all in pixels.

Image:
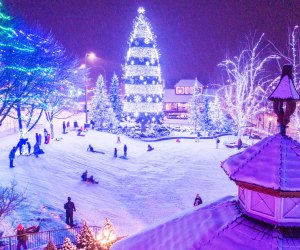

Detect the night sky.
[{"left": 4, "top": 0, "right": 300, "bottom": 86}]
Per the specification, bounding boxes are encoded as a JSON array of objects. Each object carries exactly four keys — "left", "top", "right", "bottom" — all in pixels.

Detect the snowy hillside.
[{"left": 0, "top": 127, "right": 239, "bottom": 237}]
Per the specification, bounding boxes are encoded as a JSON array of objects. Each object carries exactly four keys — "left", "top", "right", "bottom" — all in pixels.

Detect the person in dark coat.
[
  {"left": 33, "top": 143, "right": 40, "bottom": 158},
  {"left": 74, "top": 120, "right": 78, "bottom": 129},
  {"left": 90, "top": 120, "right": 95, "bottom": 129},
  {"left": 64, "top": 197, "right": 76, "bottom": 227},
  {"left": 81, "top": 170, "right": 88, "bottom": 181},
  {"left": 114, "top": 147, "right": 118, "bottom": 157},
  {"left": 237, "top": 138, "right": 243, "bottom": 150},
  {"left": 117, "top": 136, "right": 121, "bottom": 144},
  {"left": 147, "top": 144, "right": 154, "bottom": 151},
  {"left": 216, "top": 137, "right": 220, "bottom": 149},
  {"left": 193, "top": 194, "right": 203, "bottom": 206},
  {"left": 16, "top": 138, "right": 28, "bottom": 155},
  {"left": 16, "top": 224, "right": 28, "bottom": 250},
  {"left": 63, "top": 121, "right": 66, "bottom": 134},
  {"left": 38, "top": 134, "right": 42, "bottom": 146},
  {"left": 87, "top": 145, "right": 95, "bottom": 152},
  {"left": 124, "top": 144, "right": 127, "bottom": 158},
  {"left": 35, "top": 133, "right": 39, "bottom": 145},
  {"left": 66, "top": 121, "right": 70, "bottom": 131},
  {"left": 27, "top": 141, "right": 31, "bottom": 154},
  {"left": 44, "top": 129, "right": 48, "bottom": 144},
  {"left": 9, "top": 146, "right": 17, "bottom": 168}
]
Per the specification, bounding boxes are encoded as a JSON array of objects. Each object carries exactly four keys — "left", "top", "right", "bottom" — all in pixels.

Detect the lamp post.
[{"left": 82, "top": 52, "right": 106, "bottom": 127}]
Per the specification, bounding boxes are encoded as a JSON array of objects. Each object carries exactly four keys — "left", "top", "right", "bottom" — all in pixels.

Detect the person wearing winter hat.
[{"left": 17, "top": 224, "right": 28, "bottom": 250}]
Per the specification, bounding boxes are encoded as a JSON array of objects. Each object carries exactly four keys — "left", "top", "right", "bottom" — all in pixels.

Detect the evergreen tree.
[
  {"left": 209, "top": 94, "right": 225, "bottom": 132},
  {"left": 62, "top": 237, "right": 77, "bottom": 250},
  {"left": 109, "top": 73, "right": 123, "bottom": 122},
  {"left": 90, "top": 74, "right": 117, "bottom": 130},
  {"left": 98, "top": 218, "right": 117, "bottom": 250},
  {"left": 123, "top": 7, "right": 163, "bottom": 125},
  {"left": 76, "top": 221, "right": 98, "bottom": 250},
  {"left": 200, "top": 97, "right": 213, "bottom": 135},
  {"left": 187, "top": 79, "right": 202, "bottom": 133},
  {"left": 44, "top": 240, "right": 57, "bottom": 250}
]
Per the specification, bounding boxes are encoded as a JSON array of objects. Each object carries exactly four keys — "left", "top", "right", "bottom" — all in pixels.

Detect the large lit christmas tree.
[{"left": 123, "top": 7, "right": 163, "bottom": 125}]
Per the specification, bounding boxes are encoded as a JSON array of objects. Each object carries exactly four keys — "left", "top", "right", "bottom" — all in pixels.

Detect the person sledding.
[
  {"left": 77, "top": 128, "right": 85, "bottom": 136},
  {"left": 33, "top": 143, "right": 44, "bottom": 158},
  {"left": 147, "top": 144, "right": 154, "bottom": 151},
  {"left": 81, "top": 171, "right": 98, "bottom": 184},
  {"left": 87, "top": 144, "right": 104, "bottom": 154},
  {"left": 87, "top": 175, "right": 98, "bottom": 184}
]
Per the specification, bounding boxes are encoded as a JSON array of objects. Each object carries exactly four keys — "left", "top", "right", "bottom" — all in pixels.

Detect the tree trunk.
[{"left": 50, "top": 122, "right": 54, "bottom": 139}]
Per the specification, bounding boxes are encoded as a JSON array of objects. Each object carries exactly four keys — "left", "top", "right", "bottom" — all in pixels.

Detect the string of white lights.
[
  {"left": 125, "top": 84, "right": 163, "bottom": 95},
  {"left": 127, "top": 47, "right": 159, "bottom": 60},
  {"left": 125, "top": 65, "right": 161, "bottom": 78},
  {"left": 124, "top": 102, "right": 162, "bottom": 113}
]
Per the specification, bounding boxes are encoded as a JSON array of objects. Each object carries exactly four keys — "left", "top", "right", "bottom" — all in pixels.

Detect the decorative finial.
[
  {"left": 138, "top": 7, "right": 145, "bottom": 15},
  {"left": 268, "top": 65, "right": 300, "bottom": 135}
]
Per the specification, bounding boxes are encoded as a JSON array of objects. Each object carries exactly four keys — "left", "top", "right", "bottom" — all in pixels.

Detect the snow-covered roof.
[
  {"left": 269, "top": 75, "right": 300, "bottom": 100},
  {"left": 221, "top": 134, "right": 300, "bottom": 192},
  {"left": 112, "top": 197, "right": 300, "bottom": 250},
  {"left": 163, "top": 89, "right": 192, "bottom": 103},
  {"left": 175, "top": 79, "right": 203, "bottom": 87}
]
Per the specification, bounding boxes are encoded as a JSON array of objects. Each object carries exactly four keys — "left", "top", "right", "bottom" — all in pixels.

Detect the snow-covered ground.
[{"left": 0, "top": 126, "right": 240, "bottom": 237}]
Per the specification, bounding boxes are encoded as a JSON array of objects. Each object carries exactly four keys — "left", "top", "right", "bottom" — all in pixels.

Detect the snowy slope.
[{"left": 0, "top": 127, "right": 238, "bottom": 237}]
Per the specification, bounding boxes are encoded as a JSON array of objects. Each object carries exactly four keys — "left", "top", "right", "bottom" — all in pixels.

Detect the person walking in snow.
[
  {"left": 215, "top": 137, "right": 220, "bottom": 149},
  {"left": 66, "top": 121, "right": 70, "bottom": 131},
  {"left": 63, "top": 121, "right": 66, "bottom": 134},
  {"left": 237, "top": 138, "right": 243, "bottom": 150},
  {"left": 64, "top": 197, "right": 76, "bottom": 227},
  {"left": 114, "top": 147, "right": 118, "bottom": 157},
  {"left": 44, "top": 129, "right": 48, "bottom": 144},
  {"left": 193, "top": 194, "right": 203, "bottom": 206},
  {"left": 117, "top": 136, "right": 121, "bottom": 144},
  {"left": 124, "top": 144, "right": 127, "bottom": 158},
  {"left": 16, "top": 224, "right": 28, "bottom": 250},
  {"left": 38, "top": 134, "right": 42, "bottom": 146},
  {"left": 9, "top": 146, "right": 17, "bottom": 168},
  {"left": 35, "top": 133, "right": 39, "bottom": 145}
]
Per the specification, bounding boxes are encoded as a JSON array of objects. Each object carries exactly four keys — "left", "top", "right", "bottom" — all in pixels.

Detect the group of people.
[{"left": 81, "top": 170, "right": 98, "bottom": 184}]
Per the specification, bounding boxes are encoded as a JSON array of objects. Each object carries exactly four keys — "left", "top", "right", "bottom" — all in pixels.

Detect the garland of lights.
[
  {"left": 125, "top": 84, "right": 163, "bottom": 95},
  {"left": 126, "top": 47, "right": 160, "bottom": 60},
  {"left": 124, "top": 65, "right": 161, "bottom": 78}
]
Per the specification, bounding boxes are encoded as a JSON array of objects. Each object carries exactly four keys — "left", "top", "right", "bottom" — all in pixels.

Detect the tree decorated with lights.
[
  {"left": 187, "top": 79, "right": 202, "bottom": 133},
  {"left": 209, "top": 94, "right": 226, "bottom": 131},
  {"left": 97, "top": 218, "right": 117, "bottom": 250},
  {"left": 218, "top": 34, "right": 278, "bottom": 139},
  {"left": 90, "top": 74, "right": 117, "bottom": 130},
  {"left": 123, "top": 7, "right": 163, "bottom": 126},
  {"left": 62, "top": 237, "right": 77, "bottom": 250},
  {"left": 109, "top": 73, "right": 123, "bottom": 122},
  {"left": 199, "top": 96, "right": 213, "bottom": 135},
  {"left": 76, "top": 221, "right": 98, "bottom": 250}
]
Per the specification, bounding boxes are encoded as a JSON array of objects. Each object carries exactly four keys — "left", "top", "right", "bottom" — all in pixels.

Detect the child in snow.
[
  {"left": 117, "top": 136, "right": 121, "bottom": 144},
  {"left": 114, "top": 147, "right": 118, "bottom": 157},
  {"left": 87, "top": 145, "right": 95, "bottom": 152},
  {"left": 216, "top": 137, "right": 220, "bottom": 149},
  {"left": 87, "top": 175, "right": 98, "bottom": 184},
  {"left": 193, "top": 194, "right": 203, "bottom": 206},
  {"left": 81, "top": 170, "right": 88, "bottom": 181},
  {"left": 124, "top": 144, "right": 127, "bottom": 157},
  {"left": 147, "top": 144, "right": 154, "bottom": 151},
  {"left": 9, "top": 146, "right": 17, "bottom": 168}
]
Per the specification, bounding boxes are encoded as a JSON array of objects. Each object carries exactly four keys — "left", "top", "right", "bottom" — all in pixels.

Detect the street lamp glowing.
[{"left": 87, "top": 52, "right": 96, "bottom": 61}]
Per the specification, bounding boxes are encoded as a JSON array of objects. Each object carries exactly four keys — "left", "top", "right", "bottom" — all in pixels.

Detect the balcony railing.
[{"left": 0, "top": 226, "right": 101, "bottom": 250}]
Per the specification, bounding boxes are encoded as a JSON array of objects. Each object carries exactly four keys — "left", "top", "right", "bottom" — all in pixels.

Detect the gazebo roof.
[
  {"left": 112, "top": 197, "right": 300, "bottom": 250},
  {"left": 221, "top": 134, "right": 300, "bottom": 192}
]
